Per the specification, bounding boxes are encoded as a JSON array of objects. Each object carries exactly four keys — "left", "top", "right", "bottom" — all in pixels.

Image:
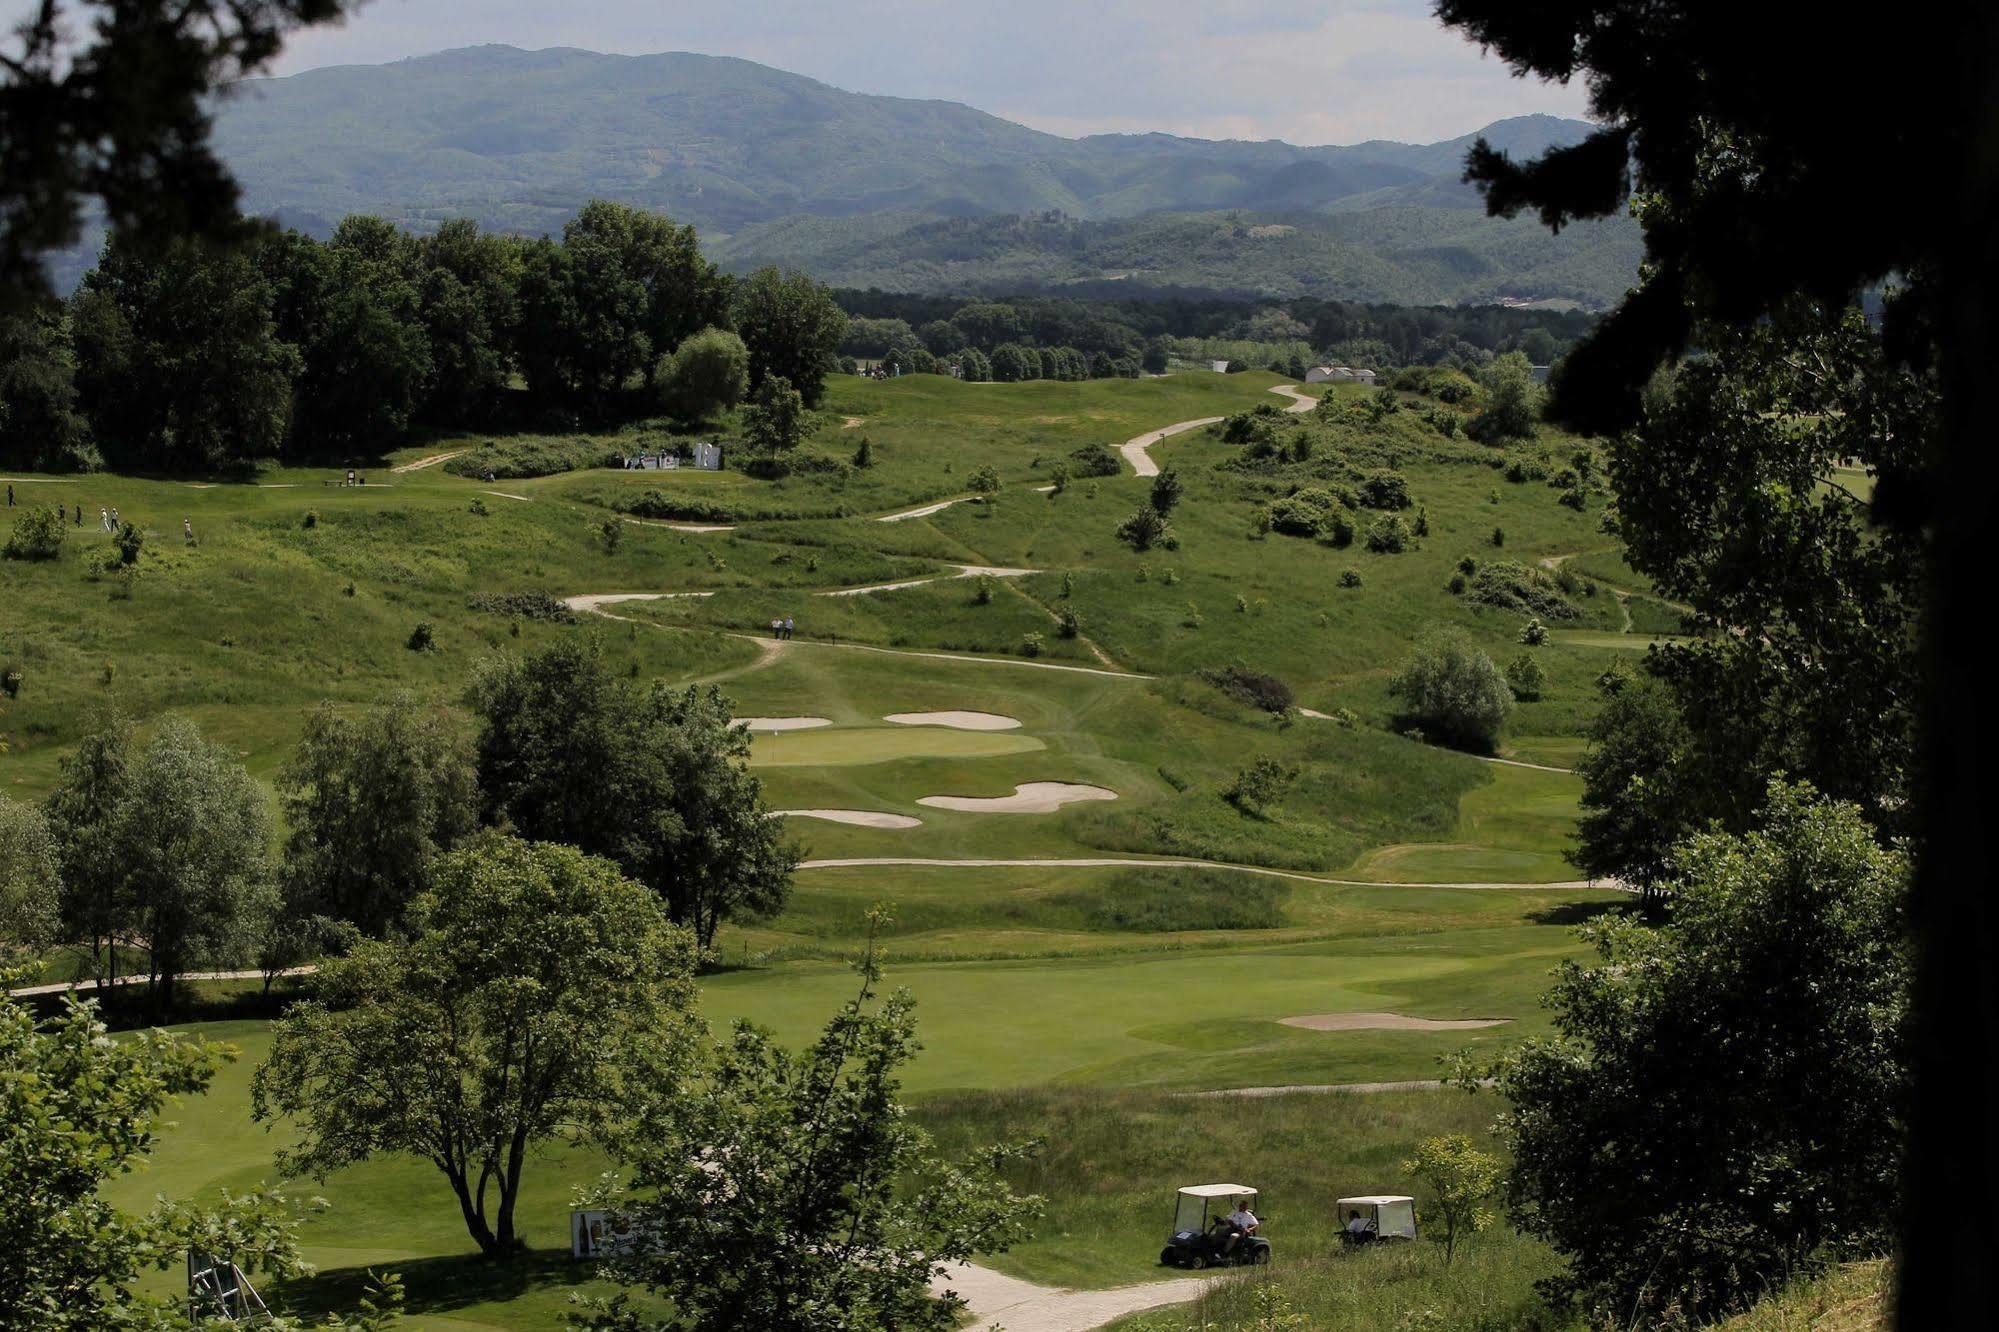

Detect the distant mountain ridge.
[{"left": 200, "top": 44, "right": 1637, "bottom": 306}]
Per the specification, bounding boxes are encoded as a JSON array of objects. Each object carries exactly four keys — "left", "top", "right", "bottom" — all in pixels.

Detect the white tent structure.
[{"left": 1336, "top": 1194, "right": 1418, "bottom": 1241}]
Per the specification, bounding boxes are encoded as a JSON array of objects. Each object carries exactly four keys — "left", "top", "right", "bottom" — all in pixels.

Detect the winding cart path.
[{"left": 1120, "top": 382, "right": 1316, "bottom": 477}]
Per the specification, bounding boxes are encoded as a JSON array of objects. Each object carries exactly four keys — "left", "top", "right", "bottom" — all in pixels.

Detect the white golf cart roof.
[
  {"left": 1179, "top": 1183, "right": 1257, "bottom": 1199},
  {"left": 1337, "top": 1195, "right": 1414, "bottom": 1207}
]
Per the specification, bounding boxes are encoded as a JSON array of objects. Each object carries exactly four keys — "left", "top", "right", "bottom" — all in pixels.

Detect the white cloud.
[{"left": 264, "top": 0, "right": 1588, "bottom": 144}]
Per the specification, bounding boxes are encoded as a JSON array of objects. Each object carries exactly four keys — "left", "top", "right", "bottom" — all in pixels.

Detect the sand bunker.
[
  {"left": 776, "top": 809, "right": 922, "bottom": 829},
  {"left": 884, "top": 711, "right": 1023, "bottom": 731},
  {"left": 1278, "top": 1013, "right": 1511, "bottom": 1033},
  {"left": 732, "top": 717, "right": 833, "bottom": 732},
  {"left": 918, "top": 782, "right": 1117, "bottom": 814}
]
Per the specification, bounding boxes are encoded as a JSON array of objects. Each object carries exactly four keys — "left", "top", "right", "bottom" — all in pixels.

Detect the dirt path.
[
  {"left": 9, "top": 967, "right": 313, "bottom": 998},
  {"left": 1121, "top": 384, "right": 1316, "bottom": 477},
  {"left": 1181, "top": 1079, "right": 1452, "bottom": 1099},
  {"left": 818, "top": 565, "right": 1035, "bottom": 598},
  {"left": 933, "top": 1262, "right": 1212, "bottom": 1332},
  {"left": 798, "top": 855, "right": 1598, "bottom": 891},
  {"left": 730, "top": 635, "right": 1152, "bottom": 679},
  {"left": 390, "top": 450, "right": 465, "bottom": 474}
]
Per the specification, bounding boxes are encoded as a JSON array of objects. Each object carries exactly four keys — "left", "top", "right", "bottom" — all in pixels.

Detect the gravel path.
[
  {"left": 932, "top": 1262, "right": 1213, "bottom": 1332},
  {"left": 1121, "top": 383, "right": 1316, "bottom": 476},
  {"left": 390, "top": 450, "right": 464, "bottom": 474}
]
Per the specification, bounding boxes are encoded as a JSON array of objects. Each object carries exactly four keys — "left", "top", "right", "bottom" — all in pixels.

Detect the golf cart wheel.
[
  {"left": 1187, "top": 1254, "right": 1207, "bottom": 1270},
  {"left": 1160, "top": 1249, "right": 1177, "bottom": 1267},
  {"left": 1250, "top": 1247, "right": 1270, "bottom": 1265}
]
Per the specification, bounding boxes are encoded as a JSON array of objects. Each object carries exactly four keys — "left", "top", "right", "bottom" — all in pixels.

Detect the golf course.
[{"left": 6, "top": 367, "right": 1657, "bottom": 1329}]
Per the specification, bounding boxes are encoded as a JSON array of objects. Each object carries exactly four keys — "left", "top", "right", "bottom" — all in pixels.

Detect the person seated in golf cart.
[
  {"left": 1336, "top": 1195, "right": 1417, "bottom": 1249},
  {"left": 1161, "top": 1184, "right": 1271, "bottom": 1268},
  {"left": 1213, "top": 1197, "right": 1259, "bottom": 1257}
]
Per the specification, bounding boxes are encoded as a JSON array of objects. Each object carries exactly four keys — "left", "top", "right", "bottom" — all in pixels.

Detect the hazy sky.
[{"left": 262, "top": 0, "right": 1590, "bottom": 145}]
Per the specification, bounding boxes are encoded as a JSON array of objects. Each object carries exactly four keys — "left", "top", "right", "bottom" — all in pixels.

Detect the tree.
[
  {"left": 1571, "top": 668, "right": 1696, "bottom": 898},
  {"left": 103, "top": 716, "right": 272, "bottom": 1008},
  {"left": 70, "top": 231, "right": 297, "bottom": 471},
  {"left": 1471, "top": 782, "right": 1908, "bottom": 1321},
  {"left": 1465, "top": 352, "right": 1538, "bottom": 444},
  {"left": 415, "top": 220, "right": 522, "bottom": 424},
  {"left": 968, "top": 463, "right": 1000, "bottom": 501},
  {"left": 1149, "top": 468, "right": 1184, "bottom": 517},
  {"left": 733, "top": 267, "right": 847, "bottom": 407},
  {"left": 1226, "top": 757, "right": 1298, "bottom": 817},
  {"left": 515, "top": 202, "right": 728, "bottom": 406},
  {"left": 0, "top": 795, "right": 60, "bottom": 955},
  {"left": 277, "top": 697, "right": 478, "bottom": 939},
  {"left": 1114, "top": 503, "right": 1170, "bottom": 552},
  {"left": 741, "top": 374, "right": 807, "bottom": 455},
  {"left": 989, "top": 343, "right": 1039, "bottom": 383},
  {"left": 951, "top": 301, "right": 1022, "bottom": 349},
  {"left": 657, "top": 326, "right": 750, "bottom": 423},
  {"left": 253, "top": 836, "right": 700, "bottom": 1260},
  {"left": 575, "top": 911, "right": 1037, "bottom": 1332},
  {"left": 2, "top": 505, "right": 64, "bottom": 560},
  {"left": 42, "top": 714, "right": 133, "bottom": 988},
  {"left": 469, "top": 640, "right": 799, "bottom": 948},
  {"left": 0, "top": 307, "right": 92, "bottom": 470},
  {"left": 1, "top": 986, "right": 396, "bottom": 1330},
  {"left": 1417, "top": 13, "right": 1997, "bottom": 1303},
  {"left": 1389, "top": 629, "right": 1511, "bottom": 752},
  {"left": 0, "top": 1, "right": 360, "bottom": 302},
  {"left": 955, "top": 347, "right": 990, "bottom": 382},
  {"left": 1505, "top": 652, "right": 1546, "bottom": 702},
  {"left": 1402, "top": 1135, "right": 1502, "bottom": 1265}
]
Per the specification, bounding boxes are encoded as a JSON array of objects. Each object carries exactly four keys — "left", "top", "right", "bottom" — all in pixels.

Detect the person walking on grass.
[
  {"left": 109, "top": 507, "right": 119, "bottom": 530},
  {"left": 74, "top": 504, "right": 82, "bottom": 526},
  {"left": 99, "top": 506, "right": 109, "bottom": 531},
  {"left": 6, "top": 482, "right": 13, "bottom": 507},
  {"left": 784, "top": 616, "right": 795, "bottom": 641},
  {"left": 183, "top": 517, "right": 194, "bottom": 546}
]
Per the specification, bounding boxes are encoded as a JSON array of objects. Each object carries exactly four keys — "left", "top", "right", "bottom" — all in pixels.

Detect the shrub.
[
  {"left": 468, "top": 499, "right": 489, "bottom": 516},
  {"left": 1067, "top": 442, "right": 1121, "bottom": 477},
  {"left": 1, "top": 664, "right": 21, "bottom": 698},
  {"left": 2, "top": 505, "right": 64, "bottom": 560},
  {"left": 114, "top": 521, "right": 143, "bottom": 566},
  {"left": 1201, "top": 665, "right": 1295, "bottom": 714},
  {"left": 1520, "top": 617, "right": 1550, "bottom": 645},
  {"left": 1267, "top": 487, "right": 1351, "bottom": 539},
  {"left": 1226, "top": 757, "right": 1300, "bottom": 816},
  {"left": 1491, "top": 526, "right": 1506, "bottom": 546},
  {"left": 1019, "top": 632, "right": 1044, "bottom": 658},
  {"left": 1339, "top": 568, "right": 1363, "bottom": 588},
  {"left": 1466, "top": 352, "right": 1540, "bottom": 443},
  {"left": 1365, "top": 513, "right": 1410, "bottom": 553},
  {"left": 1115, "top": 504, "right": 1171, "bottom": 552},
  {"left": 1463, "top": 561, "right": 1580, "bottom": 619},
  {"left": 1357, "top": 470, "right": 1412, "bottom": 510},
  {"left": 446, "top": 435, "right": 614, "bottom": 479},
  {"left": 301, "top": 508, "right": 320, "bottom": 529},
  {"left": 601, "top": 518, "right": 623, "bottom": 553},
  {"left": 466, "top": 592, "right": 577, "bottom": 624},
  {"left": 1389, "top": 628, "right": 1512, "bottom": 751},
  {"left": 973, "top": 576, "right": 994, "bottom": 606},
  {"left": 1149, "top": 468, "right": 1184, "bottom": 516},
  {"left": 1507, "top": 653, "right": 1548, "bottom": 700},
  {"left": 851, "top": 435, "right": 874, "bottom": 469},
  {"left": 1057, "top": 608, "right": 1081, "bottom": 638},
  {"left": 1059, "top": 571, "right": 1074, "bottom": 599},
  {"left": 656, "top": 326, "right": 750, "bottom": 422},
  {"left": 968, "top": 463, "right": 1001, "bottom": 499},
  {"left": 1559, "top": 487, "right": 1589, "bottom": 510},
  {"left": 406, "top": 622, "right": 435, "bottom": 652}
]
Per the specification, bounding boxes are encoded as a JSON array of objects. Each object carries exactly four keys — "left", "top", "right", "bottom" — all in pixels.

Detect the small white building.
[
  {"left": 1210, "top": 359, "right": 1231, "bottom": 373},
  {"left": 1305, "top": 365, "right": 1378, "bottom": 386}
]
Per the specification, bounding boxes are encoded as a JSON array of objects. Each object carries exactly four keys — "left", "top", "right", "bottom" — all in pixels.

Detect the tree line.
[{"left": 0, "top": 200, "right": 848, "bottom": 474}]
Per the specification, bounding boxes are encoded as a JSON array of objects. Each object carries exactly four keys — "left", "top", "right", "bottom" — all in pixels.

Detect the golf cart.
[
  {"left": 1336, "top": 1194, "right": 1418, "bottom": 1249},
  {"left": 1160, "top": 1184, "right": 1271, "bottom": 1269}
]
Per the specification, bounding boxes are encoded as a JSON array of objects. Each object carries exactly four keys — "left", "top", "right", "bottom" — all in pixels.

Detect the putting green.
[{"left": 748, "top": 727, "right": 1044, "bottom": 766}]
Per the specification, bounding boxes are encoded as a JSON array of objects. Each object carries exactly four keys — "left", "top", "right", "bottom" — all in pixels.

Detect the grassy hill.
[
  {"left": 3, "top": 370, "right": 1672, "bottom": 1329},
  {"left": 178, "top": 45, "right": 1640, "bottom": 305}
]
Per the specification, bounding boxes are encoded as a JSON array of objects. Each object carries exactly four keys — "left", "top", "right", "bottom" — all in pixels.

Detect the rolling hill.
[{"left": 193, "top": 44, "right": 1639, "bottom": 305}]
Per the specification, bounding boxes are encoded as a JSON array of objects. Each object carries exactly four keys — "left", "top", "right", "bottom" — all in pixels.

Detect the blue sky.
[{"left": 265, "top": 0, "right": 1590, "bottom": 144}]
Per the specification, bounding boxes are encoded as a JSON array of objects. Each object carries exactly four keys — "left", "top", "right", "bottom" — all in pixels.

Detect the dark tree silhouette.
[{"left": 1432, "top": 3, "right": 1999, "bottom": 1320}]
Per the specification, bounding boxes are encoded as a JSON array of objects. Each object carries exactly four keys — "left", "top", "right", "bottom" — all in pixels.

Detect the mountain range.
[{"left": 198, "top": 44, "right": 1639, "bottom": 306}]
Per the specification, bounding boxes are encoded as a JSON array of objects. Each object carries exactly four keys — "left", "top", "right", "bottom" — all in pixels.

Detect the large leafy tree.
[
  {"left": 70, "top": 231, "right": 298, "bottom": 470},
  {"left": 0, "top": 306, "right": 92, "bottom": 470},
  {"left": 1428, "top": 12, "right": 1998, "bottom": 1309},
  {"left": 415, "top": 219, "right": 522, "bottom": 423},
  {"left": 657, "top": 326, "right": 750, "bottom": 424},
  {"left": 731, "top": 266, "right": 847, "bottom": 407},
  {"left": 42, "top": 713, "right": 133, "bottom": 987},
  {"left": 0, "top": 794, "right": 60, "bottom": 955},
  {"left": 277, "top": 696, "right": 478, "bottom": 938},
  {"left": 253, "top": 836, "right": 700, "bottom": 1260},
  {"left": 576, "top": 913, "right": 1038, "bottom": 1332},
  {"left": 1470, "top": 783, "right": 1908, "bottom": 1322},
  {"left": 0, "top": 1, "right": 361, "bottom": 303},
  {"left": 516, "top": 201, "right": 728, "bottom": 406},
  {"left": 1, "top": 982, "right": 401, "bottom": 1330},
  {"left": 470, "top": 640, "right": 797, "bottom": 949},
  {"left": 1388, "top": 627, "right": 1512, "bottom": 753}
]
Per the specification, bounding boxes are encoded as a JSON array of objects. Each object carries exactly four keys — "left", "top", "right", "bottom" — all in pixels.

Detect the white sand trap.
[
  {"left": 777, "top": 809, "right": 923, "bottom": 829},
  {"left": 918, "top": 782, "right": 1117, "bottom": 813},
  {"left": 1278, "top": 1012, "right": 1511, "bottom": 1033},
  {"left": 732, "top": 716, "right": 833, "bottom": 732},
  {"left": 884, "top": 711, "right": 1023, "bottom": 731}
]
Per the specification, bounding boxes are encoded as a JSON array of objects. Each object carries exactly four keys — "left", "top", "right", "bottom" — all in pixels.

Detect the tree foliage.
[
  {"left": 732, "top": 266, "right": 846, "bottom": 407},
  {"left": 1402, "top": 1135, "right": 1503, "bottom": 1265},
  {"left": 253, "top": 836, "right": 700, "bottom": 1260},
  {"left": 0, "top": 795, "right": 61, "bottom": 955},
  {"left": 1471, "top": 782, "right": 1908, "bottom": 1322},
  {"left": 277, "top": 696, "right": 477, "bottom": 938},
  {"left": 657, "top": 326, "right": 750, "bottom": 423},
  {"left": 576, "top": 911, "right": 1038, "bottom": 1332},
  {"left": 1389, "top": 628, "right": 1511, "bottom": 752},
  {"left": 469, "top": 640, "right": 798, "bottom": 948},
  {"left": 740, "top": 374, "right": 807, "bottom": 455}
]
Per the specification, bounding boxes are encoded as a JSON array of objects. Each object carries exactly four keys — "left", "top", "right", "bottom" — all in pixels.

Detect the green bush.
[
  {"left": 1339, "top": 568, "right": 1363, "bottom": 588},
  {"left": 406, "top": 622, "right": 435, "bottom": 652},
  {"left": 1462, "top": 561, "right": 1580, "bottom": 619},
  {"left": 1067, "top": 442, "right": 1121, "bottom": 477},
  {"left": 2, "top": 505, "right": 64, "bottom": 560},
  {"left": 114, "top": 522, "right": 143, "bottom": 566},
  {"left": 1200, "top": 665, "right": 1295, "bottom": 714},
  {"left": 466, "top": 592, "right": 577, "bottom": 624},
  {"left": 1390, "top": 628, "right": 1512, "bottom": 751},
  {"left": 1365, "top": 513, "right": 1410, "bottom": 553},
  {"left": 446, "top": 435, "right": 616, "bottom": 479}
]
